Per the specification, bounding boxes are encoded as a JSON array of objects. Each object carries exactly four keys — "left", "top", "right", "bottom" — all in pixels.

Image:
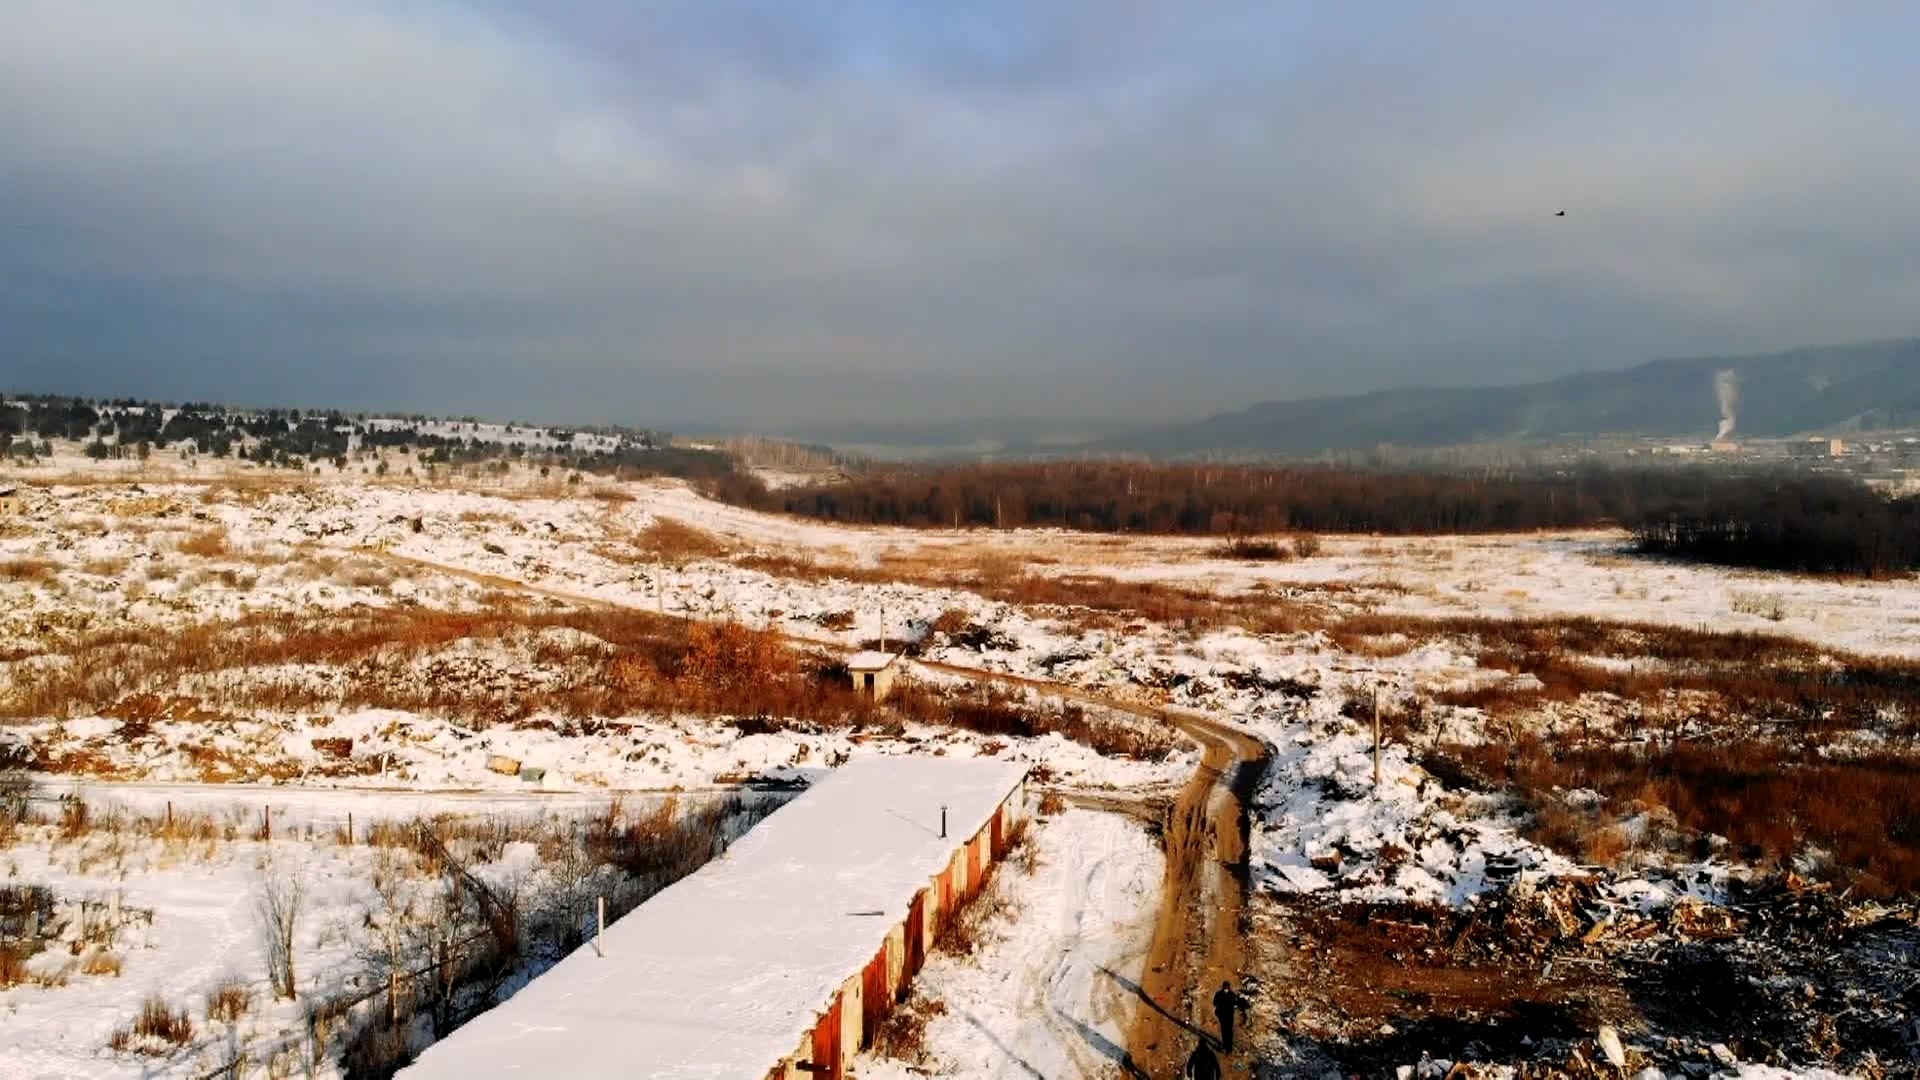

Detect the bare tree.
[{"left": 259, "top": 868, "right": 305, "bottom": 1000}]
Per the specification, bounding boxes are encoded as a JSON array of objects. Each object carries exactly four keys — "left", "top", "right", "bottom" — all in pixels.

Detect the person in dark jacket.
[
  {"left": 1212, "top": 980, "right": 1248, "bottom": 1052},
  {"left": 1185, "top": 1040, "right": 1221, "bottom": 1080}
]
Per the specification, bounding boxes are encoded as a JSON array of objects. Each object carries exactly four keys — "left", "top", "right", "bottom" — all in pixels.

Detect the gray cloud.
[{"left": 2, "top": 2, "right": 1917, "bottom": 428}]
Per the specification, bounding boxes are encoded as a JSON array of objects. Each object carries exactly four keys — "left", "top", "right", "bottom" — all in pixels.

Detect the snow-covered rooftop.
[
  {"left": 401, "top": 757, "right": 1027, "bottom": 1080},
  {"left": 846, "top": 649, "right": 899, "bottom": 670}
]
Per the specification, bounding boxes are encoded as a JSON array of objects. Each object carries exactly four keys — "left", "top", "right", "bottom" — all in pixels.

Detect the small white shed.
[
  {"left": 847, "top": 651, "right": 901, "bottom": 699},
  {"left": 0, "top": 487, "right": 18, "bottom": 516}
]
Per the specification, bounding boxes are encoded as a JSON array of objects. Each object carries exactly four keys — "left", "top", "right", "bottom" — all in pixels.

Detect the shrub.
[
  {"left": 1729, "top": 591, "right": 1788, "bottom": 621},
  {"left": 259, "top": 870, "right": 304, "bottom": 1000},
  {"left": 0, "top": 945, "right": 26, "bottom": 989},
  {"left": 206, "top": 977, "right": 254, "bottom": 1023},
  {"left": 634, "top": 518, "right": 730, "bottom": 562},
  {"left": 1214, "top": 537, "right": 1292, "bottom": 561},
  {"left": 0, "top": 558, "right": 56, "bottom": 583},
  {"left": 674, "top": 621, "right": 798, "bottom": 706},
  {"left": 176, "top": 527, "right": 231, "bottom": 558},
  {"left": 80, "top": 949, "right": 123, "bottom": 977},
  {"left": 871, "top": 997, "right": 946, "bottom": 1063},
  {"left": 110, "top": 995, "right": 194, "bottom": 1053}
]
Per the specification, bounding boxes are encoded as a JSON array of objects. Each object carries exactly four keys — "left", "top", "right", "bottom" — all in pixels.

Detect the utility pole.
[{"left": 1372, "top": 684, "right": 1382, "bottom": 791}]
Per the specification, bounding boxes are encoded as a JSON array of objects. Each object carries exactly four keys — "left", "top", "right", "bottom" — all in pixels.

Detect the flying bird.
[{"left": 1555, "top": 210, "right": 1566, "bottom": 217}]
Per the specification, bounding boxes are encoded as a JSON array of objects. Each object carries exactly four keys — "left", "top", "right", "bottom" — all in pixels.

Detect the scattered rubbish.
[{"left": 1597, "top": 1025, "right": 1626, "bottom": 1068}]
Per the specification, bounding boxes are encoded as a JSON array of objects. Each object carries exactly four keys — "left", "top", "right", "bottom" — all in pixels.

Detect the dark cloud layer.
[{"left": 2, "top": 2, "right": 1917, "bottom": 428}]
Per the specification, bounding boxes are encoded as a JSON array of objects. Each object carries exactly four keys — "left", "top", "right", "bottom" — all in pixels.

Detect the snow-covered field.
[{"left": 6, "top": 453, "right": 1919, "bottom": 1076}]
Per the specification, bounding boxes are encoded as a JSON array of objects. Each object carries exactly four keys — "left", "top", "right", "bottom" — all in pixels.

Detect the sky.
[{"left": 3, "top": 2, "right": 1918, "bottom": 431}]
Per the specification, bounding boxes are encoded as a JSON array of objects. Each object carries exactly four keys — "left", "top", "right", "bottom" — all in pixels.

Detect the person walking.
[
  {"left": 1212, "top": 980, "right": 1248, "bottom": 1053},
  {"left": 1184, "top": 1039, "right": 1222, "bottom": 1080}
]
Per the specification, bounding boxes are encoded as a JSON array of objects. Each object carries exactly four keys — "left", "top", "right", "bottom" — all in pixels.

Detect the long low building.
[{"left": 402, "top": 757, "right": 1029, "bottom": 1080}]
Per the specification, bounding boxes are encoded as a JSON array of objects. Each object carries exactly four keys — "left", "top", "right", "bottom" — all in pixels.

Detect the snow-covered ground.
[
  {"left": 8, "top": 454, "right": 1920, "bottom": 1075},
  {"left": 6, "top": 468, "right": 1910, "bottom": 913},
  {"left": 859, "top": 808, "right": 1162, "bottom": 1080},
  {"left": 8, "top": 705, "right": 1185, "bottom": 795},
  {"left": 1, "top": 786, "right": 757, "bottom": 1080}
]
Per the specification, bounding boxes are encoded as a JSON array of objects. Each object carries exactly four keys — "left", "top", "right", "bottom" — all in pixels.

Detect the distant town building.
[
  {"left": 847, "top": 651, "right": 902, "bottom": 699},
  {"left": 1708, "top": 440, "right": 1741, "bottom": 453},
  {"left": 0, "top": 486, "right": 19, "bottom": 515},
  {"left": 1788, "top": 438, "right": 1846, "bottom": 458}
]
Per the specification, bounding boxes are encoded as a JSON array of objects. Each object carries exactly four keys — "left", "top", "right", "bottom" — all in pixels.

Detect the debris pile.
[{"left": 1266, "top": 873, "right": 1918, "bottom": 1077}]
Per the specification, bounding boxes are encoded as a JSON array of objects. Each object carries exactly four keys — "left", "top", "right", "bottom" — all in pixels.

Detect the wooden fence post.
[{"left": 596, "top": 896, "right": 606, "bottom": 957}]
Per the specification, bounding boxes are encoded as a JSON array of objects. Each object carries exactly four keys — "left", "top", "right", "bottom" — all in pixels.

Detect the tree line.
[
  {"left": 1631, "top": 475, "right": 1920, "bottom": 576},
  {"left": 709, "top": 462, "right": 1920, "bottom": 575},
  {"left": 2, "top": 394, "right": 729, "bottom": 480}
]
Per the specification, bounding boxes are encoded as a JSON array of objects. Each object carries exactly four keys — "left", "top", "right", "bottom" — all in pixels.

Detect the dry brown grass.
[
  {"left": 79, "top": 556, "right": 130, "bottom": 578},
  {"left": 175, "top": 526, "right": 231, "bottom": 558},
  {"left": 1384, "top": 614, "right": 1920, "bottom": 736},
  {"left": 6, "top": 600, "right": 1169, "bottom": 760},
  {"left": 968, "top": 569, "right": 1312, "bottom": 635},
  {"left": 1344, "top": 612, "right": 1920, "bottom": 896},
  {"left": 110, "top": 995, "right": 194, "bottom": 1053},
  {"left": 1450, "top": 735, "right": 1920, "bottom": 897},
  {"left": 732, "top": 550, "right": 894, "bottom": 585},
  {"left": 205, "top": 978, "right": 254, "bottom": 1023},
  {"left": 631, "top": 517, "right": 733, "bottom": 562},
  {"left": 81, "top": 948, "right": 124, "bottom": 977},
  {"left": 0, "top": 557, "right": 57, "bottom": 583},
  {"left": 0, "top": 945, "right": 26, "bottom": 989},
  {"left": 871, "top": 997, "right": 946, "bottom": 1063}
]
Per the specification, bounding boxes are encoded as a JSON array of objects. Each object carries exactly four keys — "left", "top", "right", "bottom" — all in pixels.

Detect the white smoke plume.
[{"left": 1714, "top": 369, "right": 1740, "bottom": 441}]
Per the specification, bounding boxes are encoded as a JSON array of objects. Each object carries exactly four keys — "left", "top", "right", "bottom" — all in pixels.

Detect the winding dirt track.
[
  {"left": 362, "top": 545, "right": 1274, "bottom": 1075},
  {"left": 1124, "top": 708, "right": 1269, "bottom": 1077}
]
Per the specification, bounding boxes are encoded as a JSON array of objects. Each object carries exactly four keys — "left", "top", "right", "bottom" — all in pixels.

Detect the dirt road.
[{"left": 1121, "top": 709, "right": 1270, "bottom": 1077}]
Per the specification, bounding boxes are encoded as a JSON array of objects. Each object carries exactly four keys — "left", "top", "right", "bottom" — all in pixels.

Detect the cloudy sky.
[{"left": 3, "top": 3, "right": 1917, "bottom": 429}]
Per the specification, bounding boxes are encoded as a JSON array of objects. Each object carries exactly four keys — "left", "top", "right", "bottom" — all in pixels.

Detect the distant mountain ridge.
[{"left": 1101, "top": 338, "right": 1920, "bottom": 456}]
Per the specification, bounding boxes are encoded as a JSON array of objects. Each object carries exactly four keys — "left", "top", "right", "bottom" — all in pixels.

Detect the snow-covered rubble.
[{"left": 1253, "top": 714, "right": 1576, "bottom": 906}]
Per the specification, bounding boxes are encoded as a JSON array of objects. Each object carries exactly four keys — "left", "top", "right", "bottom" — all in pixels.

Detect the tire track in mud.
[{"left": 360, "top": 546, "right": 1273, "bottom": 1076}]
